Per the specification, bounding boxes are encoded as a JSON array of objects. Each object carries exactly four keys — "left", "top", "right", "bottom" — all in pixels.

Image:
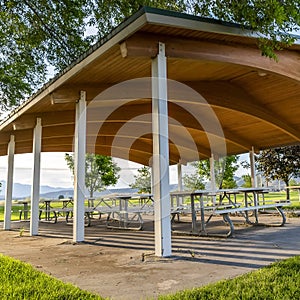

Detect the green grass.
[
  {"left": 0, "top": 254, "right": 103, "bottom": 300},
  {"left": 158, "top": 256, "right": 300, "bottom": 300},
  {"left": 0, "top": 200, "right": 74, "bottom": 222},
  {"left": 1, "top": 254, "right": 299, "bottom": 300},
  {"left": 0, "top": 205, "right": 22, "bottom": 221}
]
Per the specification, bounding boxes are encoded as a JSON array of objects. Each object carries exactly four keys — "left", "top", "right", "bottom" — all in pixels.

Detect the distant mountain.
[
  {"left": 0, "top": 182, "right": 180, "bottom": 200},
  {"left": 0, "top": 181, "right": 72, "bottom": 200}
]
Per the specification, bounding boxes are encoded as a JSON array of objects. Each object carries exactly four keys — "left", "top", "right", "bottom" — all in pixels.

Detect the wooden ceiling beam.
[
  {"left": 41, "top": 130, "right": 210, "bottom": 160},
  {"left": 10, "top": 110, "right": 75, "bottom": 131},
  {"left": 91, "top": 101, "right": 252, "bottom": 150},
  {"left": 90, "top": 144, "right": 180, "bottom": 165},
  {"left": 91, "top": 134, "right": 207, "bottom": 160},
  {"left": 51, "top": 84, "right": 112, "bottom": 103},
  {"left": 184, "top": 81, "right": 300, "bottom": 142},
  {"left": 0, "top": 129, "right": 34, "bottom": 145},
  {"left": 120, "top": 33, "right": 300, "bottom": 81}
]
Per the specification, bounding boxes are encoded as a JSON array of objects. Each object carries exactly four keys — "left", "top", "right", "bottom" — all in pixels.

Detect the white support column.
[
  {"left": 250, "top": 147, "right": 257, "bottom": 188},
  {"left": 4, "top": 135, "right": 15, "bottom": 230},
  {"left": 177, "top": 163, "right": 182, "bottom": 192},
  {"left": 210, "top": 154, "right": 217, "bottom": 205},
  {"left": 152, "top": 42, "right": 171, "bottom": 257},
  {"left": 30, "top": 118, "right": 42, "bottom": 236},
  {"left": 150, "top": 166, "right": 154, "bottom": 195},
  {"left": 73, "top": 91, "right": 87, "bottom": 243}
]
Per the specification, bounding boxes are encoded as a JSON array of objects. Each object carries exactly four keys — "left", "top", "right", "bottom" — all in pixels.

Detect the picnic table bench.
[
  {"left": 92, "top": 194, "right": 154, "bottom": 230},
  {"left": 213, "top": 200, "right": 290, "bottom": 237},
  {"left": 170, "top": 189, "right": 291, "bottom": 237},
  {"left": 39, "top": 207, "right": 93, "bottom": 226}
]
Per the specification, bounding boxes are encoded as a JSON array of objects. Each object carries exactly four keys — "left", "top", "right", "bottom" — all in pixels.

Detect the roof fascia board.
[
  {"left": 145, "top": 10, "right": 300, "bottom": 45},
  {"left": 145, "top": 11, "right": 258, "bottom": 38}
]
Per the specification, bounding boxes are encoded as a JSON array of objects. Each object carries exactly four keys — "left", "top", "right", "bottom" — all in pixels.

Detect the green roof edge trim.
[{"left": 142, "top": 6, "right": 244, "bottom": 29}]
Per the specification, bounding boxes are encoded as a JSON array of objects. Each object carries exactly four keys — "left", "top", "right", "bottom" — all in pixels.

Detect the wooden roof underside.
[{"left": 0, "top": 8, "right": 299, "bottom": 165}]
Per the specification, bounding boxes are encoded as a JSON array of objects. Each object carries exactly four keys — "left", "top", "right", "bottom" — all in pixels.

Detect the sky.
[
  {"left": 0, "top": 152, "right": 249, "bottom": 189},
  {"left": 0, "top": 153, "right": 141, "bottom": 188}
]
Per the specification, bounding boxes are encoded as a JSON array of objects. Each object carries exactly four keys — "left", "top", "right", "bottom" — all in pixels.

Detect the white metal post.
[
  {"left": 210, "top": 154, "right": 217, "bottom": 204},
  {"left": 150, "top": 166, "right": 154, "bottom": 195},
  {"left": 152, "top": 42, "right": 172, "bottom": 257},
  {"left": 177, "top": 163, "right": 182, "bottom": 191},
  {"left": 30, "top": 118, "right": 42, "bottom": 236},
  {"left": 73, "top": 91, "right": 87, "bottom": 242},
  {"left": 4, "top": 135, "right": 15, "bottom": 230},
  {"left": 177, "top": 163, "right": 183, "bottom": 206},
  {"left": 250, "top": 147, "right": 257, "bottom": 187}
]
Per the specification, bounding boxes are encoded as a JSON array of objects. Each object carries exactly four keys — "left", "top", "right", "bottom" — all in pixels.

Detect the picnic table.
[
  {"left": 170, "top": 190, "right": 218, "bottom": 235},
  {"left": 90, "top": 193, "right": 154, "bottom": 230},
  {"left": 18, "top": 200, "right": 30, "bottom": 220},
  {"left": 217, "top": 189, "right": 241, "bottom": 207},
  {"left": 170, "top": 188, "right": 290, "bottom": 237},
  {"left": 38, "top": 198, "right": 74, "bottom": 222}
]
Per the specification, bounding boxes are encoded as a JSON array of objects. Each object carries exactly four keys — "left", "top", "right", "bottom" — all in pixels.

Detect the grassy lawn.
[
  {"left": 159, "top": 256, "right": 300, "bottom": 300},
  {"left": 0, "top": 254, "right": 103, "bottom": 300},
  {"left": 0, "top": 204, "right": 22, "bottom": 221},
  {"left": 0, "top": 253, "right": 299, "bottom": 300}
]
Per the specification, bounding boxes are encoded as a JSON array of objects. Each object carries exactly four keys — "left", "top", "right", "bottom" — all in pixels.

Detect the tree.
[
  {"left": 130, "top": 166, "right": 152, "bottom": 193},
  {"left": 1, "top": 1, "right": 299, "bottom": 110},
  {"left": 183, "top": 155, "right": 239, "bottom": 190},
  {"left": 241, "top": 174, "right": 252, "bottom": 188},
  {"left": 256, "top": 145, "right": 300, "bottom": 199},
  {"left": 289, "top": 179, "right": 300, "bottom": 186},
  {"left": 65, "top": 153, "right": 120, "bottom": 198},
  {"left": 191, "top": 1, "right": 299, "bottom": 60},
  {"left": 0, "top": 0, "right": 92, "bottom": 110},
  {"left": 183, "top": 170, "right": 205, "bottom": 191}
]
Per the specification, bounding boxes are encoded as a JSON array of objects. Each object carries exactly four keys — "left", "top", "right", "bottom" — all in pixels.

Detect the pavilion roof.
[{"left": 0, "top": 7, "right": 299, "bottom": 165}]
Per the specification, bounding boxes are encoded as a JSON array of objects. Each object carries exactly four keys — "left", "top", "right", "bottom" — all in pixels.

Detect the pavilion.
[{"left": 0, "top": 7, "right": 299, "bottom": 257}]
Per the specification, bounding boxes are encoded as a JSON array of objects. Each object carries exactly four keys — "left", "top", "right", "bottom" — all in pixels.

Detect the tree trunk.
[{"left": 285, "top": 180, "right": 290, "bottom": 200}]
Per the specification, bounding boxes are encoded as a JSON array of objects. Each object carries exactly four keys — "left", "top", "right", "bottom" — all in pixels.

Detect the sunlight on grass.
[
  {"left": 159, "top": 256, "right": 300, "bottom": 300},
  {"left": 0, "top": 255, "right": 103, "bottom": 300}
]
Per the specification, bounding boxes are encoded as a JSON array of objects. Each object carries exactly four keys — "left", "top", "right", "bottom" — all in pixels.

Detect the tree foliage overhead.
[
  {"left": 256, "top": 145, "right": 300, "bottom": 199},
  {"left": 192, "top": 0, "right": 300, "bottom": 59},
  {"left": 65, "top": 153, "right": 120, "bottom": 198},
  {"left": 0, "top": 0, "right": 92, "bottom": 110},
  {"left": 1, "top": 0, "right": 299, "bottom": 110}
]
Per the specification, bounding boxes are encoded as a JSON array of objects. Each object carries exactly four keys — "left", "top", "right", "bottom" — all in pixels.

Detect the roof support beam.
[
  {"left": 30, "top": 118, "right": 42, "bottom": 236},
  {"left": 152, "top": 42, "right": 172, "bottom": 257},
  {"left": 3, "top": 135, "right": 15, "bottom": 230},
  {"left": 177, "top": 163, "right": 182, "bottom": 192},
  {"left": 120, "top": 33, "right": 300, "bottom": 81},
  {"left": 11, "top": 110, "right": 75, "bottom": 131},
  {"left": 250, "top": 147, "right": 257, "bottom": 188},
  {"left": 73, "top": 91, "right": 87, "bottom": 243}
]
